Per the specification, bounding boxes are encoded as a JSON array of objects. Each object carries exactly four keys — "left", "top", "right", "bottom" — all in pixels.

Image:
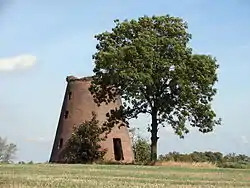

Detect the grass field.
[{"left": 1, "top": 163, "right": 250, "bottom": 188}]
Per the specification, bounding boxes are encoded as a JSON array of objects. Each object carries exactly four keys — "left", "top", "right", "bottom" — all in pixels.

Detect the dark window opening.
[
  {"left": 113, "top": 138, "right": 124, "bottom": 161},
  {"left": 58, "top": 138, "right": 63, "bottom": 149},
  {"left": 64, "top": 111, "right": 69, "bottom": 119},
  {"left": 68, "top": 92, "right": 72, "bottom": 100}
]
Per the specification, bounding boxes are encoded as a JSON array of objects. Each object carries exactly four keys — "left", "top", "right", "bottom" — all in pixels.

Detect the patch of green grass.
[{"left": 0, "top": 164, "right": 250, "bottom": 188}]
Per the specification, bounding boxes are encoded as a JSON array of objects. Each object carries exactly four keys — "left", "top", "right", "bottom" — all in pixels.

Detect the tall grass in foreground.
[{"left": 1, "top": 163, "right": 250, "bottom": 188}]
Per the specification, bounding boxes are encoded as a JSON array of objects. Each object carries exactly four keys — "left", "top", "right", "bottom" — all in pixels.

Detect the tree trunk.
[{"left": 150, "top": 109, "right": 159, "bottom": 163}]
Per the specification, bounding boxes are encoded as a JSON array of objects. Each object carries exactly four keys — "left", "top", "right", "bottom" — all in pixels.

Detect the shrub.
[
  {"left": 61, "top": 112, "right": 107, "bottom": 164},
  {"left": 129, "top": 128, "right": 151, "bottom": 165},
  {"left": 0, "top": 136, "right": 17, "bottom": 163},
  {"left": 133, "top": 136, "right": 151, "bottom": 164}
]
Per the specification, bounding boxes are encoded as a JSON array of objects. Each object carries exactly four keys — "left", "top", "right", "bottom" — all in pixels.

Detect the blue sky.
[{"left": 0, "top": 0, "right": 249, "bottom": 162}]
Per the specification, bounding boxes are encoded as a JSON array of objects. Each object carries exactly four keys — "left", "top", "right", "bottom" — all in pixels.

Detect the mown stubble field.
[{"left": 0, "top": 163, "right": 250, "bottom": 188}]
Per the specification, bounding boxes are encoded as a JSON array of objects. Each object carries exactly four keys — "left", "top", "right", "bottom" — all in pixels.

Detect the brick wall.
[{"left": 49, "top": 76, "right": 134, "bottom": 163}]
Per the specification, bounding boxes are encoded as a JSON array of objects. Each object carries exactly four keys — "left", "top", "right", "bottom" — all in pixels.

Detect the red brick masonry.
[{"left": 49, "top": 76, "right": 134, "bottom": 163}]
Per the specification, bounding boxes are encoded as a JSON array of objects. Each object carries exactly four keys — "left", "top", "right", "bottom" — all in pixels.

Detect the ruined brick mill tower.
[{"left": 49, "top": 76, "right": 134, "bottom": 163}]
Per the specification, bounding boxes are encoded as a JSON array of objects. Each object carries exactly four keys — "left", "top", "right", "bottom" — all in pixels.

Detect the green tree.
[
  {"left": 90, "top": 15, "right": 221, "bottom": 162},
  {"left": 0, "top": 136, "right": 17, "bottom": 163},
  {"left": 133, "top": 136, "right": 151, "bottom": 164},
  {"left": 129, "top": 128, "right": 151, "bottom": 164},
  {"left": 62, "top": 112, "right": 107, "bottom": 164}
]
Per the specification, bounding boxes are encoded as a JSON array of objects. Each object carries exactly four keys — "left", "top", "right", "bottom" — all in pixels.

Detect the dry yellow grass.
[{"left": 154, "top": 161, "right": 218, "bottom": 168}]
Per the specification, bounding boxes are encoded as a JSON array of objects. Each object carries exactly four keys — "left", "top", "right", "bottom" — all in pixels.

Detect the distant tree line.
[
  {"left": 129, "top": 128, "right": 250, "bottom": 169},
  {"left": 159, "top": 151, "right": 250, "bottom": 168}
]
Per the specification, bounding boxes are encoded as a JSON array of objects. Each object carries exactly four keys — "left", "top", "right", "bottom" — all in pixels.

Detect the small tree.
[
  {"left": 62, "top": 112, "right": 107, "bottom": 164},
  {"left": 0, "top": 136, "right": 17, "bottom": 163},
  {"left": 129, "top": 128, "right": 150, "bottom": 164},
  {"left": 133, "top": 136, "right": 151, "bottom": 164},
  {"left": 90, "top": 15, "right": 221, "bottom": 162}
]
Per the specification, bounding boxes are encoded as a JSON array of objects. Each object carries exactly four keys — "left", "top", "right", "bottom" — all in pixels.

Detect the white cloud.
[{"left": 0, "top": 54, "right": 36, "bottom": 71}]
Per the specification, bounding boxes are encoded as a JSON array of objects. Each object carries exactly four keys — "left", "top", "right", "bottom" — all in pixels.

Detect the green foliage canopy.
[{"left": 90, "top": 15, "right": 221, "bottom": 162}]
